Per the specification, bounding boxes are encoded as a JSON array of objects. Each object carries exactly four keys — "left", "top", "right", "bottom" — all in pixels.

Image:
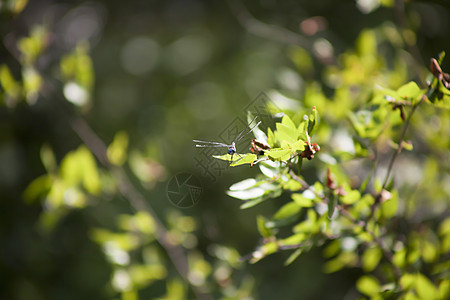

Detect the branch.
[
  {"left": 226, "top": 0, "right": 336, "bottom": 64},
  {"left": 70, "top": 117, "right": 213, "bottom": 300},
  {"left": 381, "top": 100, "right": 421, "bottom": 190},
  {"left": 41, "top": 80, "right": 212, "bottom": 300}
]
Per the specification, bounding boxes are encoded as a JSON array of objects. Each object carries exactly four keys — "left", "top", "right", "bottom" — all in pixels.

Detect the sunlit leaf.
[
  {"left": 438, "top": 279, "right": 450, "bottom": 299},
  {"left": 356, "top": 275, "right": 380, "bottom": 296},
  {"left": 397, "top": 81, "right": 422, "bottom": 100},
  {"left": 308, "top": 106, "right": 317, "bottom": 136},
  {"left": 416, "top": 273, "right": 438, "bottom": 299},
  {"left": 165, "top": 280, "right": 186, "bottom": 300},
  {"left": 280, "top": 233, "right": 306, "bottom": 246},
  {"left": 0, "top": 64, "right": 22, "bottom": 102},
  {"left": 257, "top": 215, "right": 272, "bottom": 238},
  {"left": 274, "top": 201, "right": 301, "bottom": 220},
  {"left": 227, "top": 187, "right": 265, "bottom": 200},
  {"left": 267, "top": 127, "right": 275, "bottom": 147},
  {"left": 292, "top": 193, "right": 314, "bottom": 207},
  {"left": 267, "top": 148, "right": 291, "bottom": 161},
  {"left": 213, "top": 153, "right": 256, "bottom": 166},
  {"left": 340, "top": 189, "right": 360, "bottom": 205},
  {"left": 362, "top": 246, "right": 382, "bottom": 272},
  {"left": 60, "top": 146, "right": 101, "bottom": 195},
  {"left": 229, "top": 178, "right": 257, "bottom": 191},
  {"left": 18, "top": 25, "right": 47, "bottom": 65},
  {"left": 23, "top": 174, "right": 52, "bottom": 204},
  {"left": 108, "top": 131, "right": 129, "bottom": 166},
  {"left": 276, "top": 123, "right": 298, "bottom": 144},
  {"left": 381, "top": 189, "right": 398, "bottom": 219},
  {"left": 284, "top": 248, "right": 303, "bottom": 266}
]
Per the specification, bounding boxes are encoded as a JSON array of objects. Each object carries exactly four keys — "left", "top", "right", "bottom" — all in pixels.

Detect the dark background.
[{"left": 1, "top": 0, "right": 449, "bottom": 299}]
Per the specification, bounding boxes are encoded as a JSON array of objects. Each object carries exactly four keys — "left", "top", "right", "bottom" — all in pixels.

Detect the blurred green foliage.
[{"left": 1, "top": 0, "right": 449, "bottom": 299}]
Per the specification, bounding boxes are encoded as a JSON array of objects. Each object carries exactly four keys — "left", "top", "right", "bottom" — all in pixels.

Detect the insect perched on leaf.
[{"left": 193, "top": 116, "right": 261, "bottom": 163}]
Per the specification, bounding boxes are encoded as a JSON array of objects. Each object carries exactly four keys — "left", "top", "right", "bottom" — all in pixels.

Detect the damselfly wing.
[{"left": 193, "top": 116, "right": 261, "bottom": 163}]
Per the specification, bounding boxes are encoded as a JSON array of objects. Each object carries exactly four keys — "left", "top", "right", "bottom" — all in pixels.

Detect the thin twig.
[
  {"left": 289, "top": 168, "right": 402, "bottom": 280},
  {"left": 226, "top": 0, "right": 336, "bottom": 64},
  {"left": 41, "top": 80, "right": 212, "bottom": 300},
  {"left": 70, "top": 117, "right": 213, "bottom": 300},
  {"left": 381, "top": 101, "right": 421, "bottom": 190}
]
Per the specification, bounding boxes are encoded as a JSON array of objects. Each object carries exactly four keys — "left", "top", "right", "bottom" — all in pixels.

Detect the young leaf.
[
  {"left": 341, "top": 190, "right": 361, "bottom": 205},
  {"left": 227, "top": 187, "right": 265, "bottom": 200},
  {"left": 284, "top": 248, "right": 303, "bottom": 266},
  {"left": 397, "top": 81, "right": 422, "bottom": 99},
  {"left": 267, "top": 148, "right": 292, "bottom": 161},
  {"left": 292, "top": 193, "right": 315, "bottom": 207},
  {"left": 267, "top": 127, "right": 275, "bottom": 147},
  {"left": 308, "top": 106, "right": 317, "bottom": 136},
  {"left": 327, "top": 193, "right": 337, "bottom": 219},
  {"left": 281, "top": 114, "right": 297, "bottom": 130},
  {"left": 362, "top": 246, "right": 382, "bottom": 272},
  {"left": 356, "top": 275, "right": 380, "bottom": 296},
  {"left": 276, "top": 124, "right": 297, "bottom": 144},
  {"left": 229, "top": 178, "right": 257, "bottom": 191},
  {"left": 274, "top": 201, "right": 301, "bottom": 220},
  {"left": 0, "top": 65, "right": 22, "bottom": 100},
  {"left": 257, "top": 215, "right": 272, "bottom": 238},
  {"left": 230, "top": 154, "right": 257, "bottom": 166},
  {"left": 213, "top": 153, "right": 257, "bottom": 166}
]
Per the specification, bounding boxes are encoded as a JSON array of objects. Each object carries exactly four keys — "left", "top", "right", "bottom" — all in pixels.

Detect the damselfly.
[{"left": 193, "top": 116, "right": 261, "bottom": 162}]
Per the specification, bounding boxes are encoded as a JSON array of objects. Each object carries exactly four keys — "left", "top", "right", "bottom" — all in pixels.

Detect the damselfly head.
[{"left": 227, "top": 142, "right": 237, "bottom": 155}]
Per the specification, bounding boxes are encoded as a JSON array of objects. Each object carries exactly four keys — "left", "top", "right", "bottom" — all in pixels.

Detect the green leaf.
[
  {"left": 229, "top": 178, "right": 257, "bottom": 191},
  {"left": 61, "top": 42, "right": 94, "bottom": 90},
  {"left": 23, "top": 67, "right": 42, "bottom": 103},
  {"left": 280, "top": 233, "right": 306, "bottom": 246},
  {"left": 416, "top": 273, "right": 438, "bottom": 299},
  {"left": 257, "top": 215, "right": 272, "bottom": 238},
  {"left": 107, "top": 131, "right": 129, "bottom": 166},
  {"left": 213, "top": 153, "right": 257, "bottom": 166},
  {"left": 438, "top": 279, "right": 450, "bottom": 299},
  {"left": 40, "top": 144, "right": 57, "bottom": 173},
  {"left": 357, "top": 29, "right": 377, "bottom": 58},
  {"left": 381, "top": 189, "right": 398, "bottom": 219},
  {"left": 276, "top": 123, "right": 298, "bottom": 144},
  {"left": 60, "top": 146, "right": 100, "bottom": 195},
  {"left": 230, "top": 154, "right": 257, "bottom": 166},
  {"left": 240, "top": 197, "right": 266, "bottom": 209},
  {"left": 23, "top": 174, "right": 52, "bottom": 203},
  {"left": 227, "top": 187, "right": 265, "bottom": 200},
  {"left": 266, "top": 148, "right": 292, "bottom": 161},
  {"left": 397, "top": 81, "right": 422, "bottom": 99},
  {"left": 0, "top": 65, "right": 21, "bottom": 99},
  {"left": 284, "top": 248, "right": 303, "bottom": 266},
  {"left": 274, "top": 201, "right": 301, "bottom": 220},
  {"left": 281, "top": 114, "right": 297, "bottom": 130},
  {"left": 327, "top": 193, "right": 336, "bottom": 219},
  {"left": 362, "top": 246, "right": 382, "bottom": 272},
  {"left": 267, "top": 127, "right": 275, "bottom": 147},
  {"left": 307, "top": 106, "right": 318, "bottom": 136},
  {"left": 356, "top": 275, "right": 380, "bottom": 296},
  {"left": 297, "top": 117, "right": 308, "bottom": 141},
  {"left": 292, "top": 193, "right": 315, "bottom": 207},
  {"left": 291, "top": 139, "right": 305, "bottom": 152},
  {"left": 18, "top": 25, "right": 47, "bottom": 65},
  {"left": 341, "top": 189, "right": 361, "bottom": 205}
]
